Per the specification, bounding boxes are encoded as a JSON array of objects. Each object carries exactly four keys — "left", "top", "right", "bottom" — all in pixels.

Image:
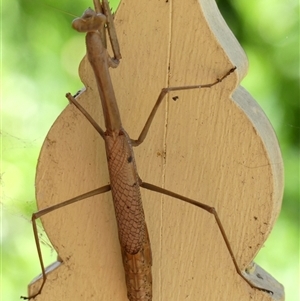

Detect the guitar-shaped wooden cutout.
[{"left": 26, "top": 0, "right": 284, "bottom": 300}]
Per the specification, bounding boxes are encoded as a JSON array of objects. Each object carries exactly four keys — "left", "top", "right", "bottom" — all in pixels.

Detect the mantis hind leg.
[
  {"left": 21, "top": 185, "right": 111, "bottom": 300},
  {"left": 139, "top": 181, "right": 273, "bottom": 295}
]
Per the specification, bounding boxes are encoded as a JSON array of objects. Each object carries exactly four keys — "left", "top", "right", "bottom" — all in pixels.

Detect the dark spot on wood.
[
  {"left": 173, "top": 96, "right": 179, "bottom": 101},
  {"left": 127, "top": 156, "right": 132, "bottom": 163}
]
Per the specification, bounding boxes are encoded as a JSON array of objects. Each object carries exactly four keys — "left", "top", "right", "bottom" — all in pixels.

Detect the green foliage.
[{"left": 2, "top": 0, "right": 298, "bottom": 300}]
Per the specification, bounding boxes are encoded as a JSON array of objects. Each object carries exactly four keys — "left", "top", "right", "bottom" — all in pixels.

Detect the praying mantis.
[{"left": 22, "top": 0, "right": 284, "bottom": 300}]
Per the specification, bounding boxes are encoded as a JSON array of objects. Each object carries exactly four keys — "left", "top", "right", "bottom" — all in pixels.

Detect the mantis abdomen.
[{"left": 106, "top": 130, "right": 152, "bottom": 300}]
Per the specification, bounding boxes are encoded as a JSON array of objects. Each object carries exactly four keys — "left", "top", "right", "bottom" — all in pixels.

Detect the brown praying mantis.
[{"left": 22, "top": 0, "right": 274, "bottom": 300}]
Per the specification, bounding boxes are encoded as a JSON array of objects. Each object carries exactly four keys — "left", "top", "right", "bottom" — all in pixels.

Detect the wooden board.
[{"left": 28, "top": 0, "right": 284, "bottom": 300}]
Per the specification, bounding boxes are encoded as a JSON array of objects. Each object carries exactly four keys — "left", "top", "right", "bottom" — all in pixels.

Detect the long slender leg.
[
  {"left": 140, "top": 181, "right": 273, "bottom": 294},
  {"left": 21, "top": 184, "right": 111, "bottom": 300},
  {"left": 131, "top": 67, "right": 236, "bottom": 147},
  {"left": 66, "top": 93, "right": 106, "bottom": 139}
]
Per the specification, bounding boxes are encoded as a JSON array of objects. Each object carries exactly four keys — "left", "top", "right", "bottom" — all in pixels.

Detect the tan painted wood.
[{"left": 28, "top": 0, "right": 284, "bottom": 300}]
